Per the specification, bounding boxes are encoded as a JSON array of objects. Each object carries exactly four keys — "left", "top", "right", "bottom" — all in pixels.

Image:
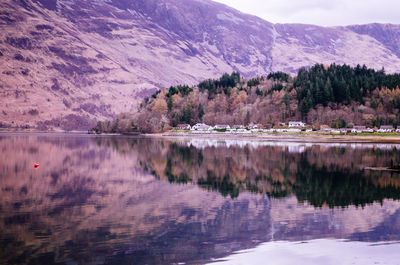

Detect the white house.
[
  {"left": 352, "top": 126, "right": 374, "bottom": 133},
  {"left": 330, "top": 129, "right": 341, "bottom": 134},
  {"left": 289, "top": 121, "right": 306, "bottom": 128},
  {"left": 378, "top": 125, "right": 394, "bottom": 133},
  {"left": 249, "top": 124, "right": 263, "bottom": 132},
  {"left": 176, "top": 124, "right": 191, "bottom": 130},
  {"left": 351, "top": 126, "right": 366, "bottom": 133},
  {"left": 214, "top": 125, "right": 231, "bottom": 130},
  {"left": 191, "top": 123, "right": 212, "bottom": 131}
]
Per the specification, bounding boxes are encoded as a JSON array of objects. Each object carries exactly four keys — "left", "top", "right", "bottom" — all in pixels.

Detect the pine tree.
[
  {"left": 245, "top": 111, "right": 251, "bottom": 125},
  {"left": 167, "top": 96, "right": 173, "bottom": 112},
  {"left": 198, "top": 104, "right": 204, "bottom": 121},
  {"left": 282, "top": 93, "right": 290, "bottom": 107},
  {"left": 300, "top": 100, "right": 309, "bottom": 117},
  {"left": 182, "top": 103, "right": 192, "bottom": 124},
  {"left": 316, "top": 86, "right": 322, "bottom": 105}
]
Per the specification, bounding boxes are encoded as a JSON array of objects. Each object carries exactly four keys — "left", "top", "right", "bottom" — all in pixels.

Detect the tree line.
[
  {"left": 93, "top": 64, "right": 400, "bottom": 133},
  {"left": 296, "top": 64, "right": 400, "bottom": 115}
]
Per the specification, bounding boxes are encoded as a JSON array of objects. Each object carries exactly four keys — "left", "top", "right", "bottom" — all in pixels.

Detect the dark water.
[{"left": 1, "top": 133, "right": 400, "bottom": 264}]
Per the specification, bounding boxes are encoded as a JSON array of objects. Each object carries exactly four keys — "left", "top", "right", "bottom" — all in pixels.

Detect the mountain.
[{"left": 1, "top": 0, "right": 400, "bottom": 130}]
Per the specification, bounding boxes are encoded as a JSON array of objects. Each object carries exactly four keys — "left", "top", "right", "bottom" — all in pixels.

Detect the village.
[{"left": 174, "top": 121, "right": 400, "bottom": 134}]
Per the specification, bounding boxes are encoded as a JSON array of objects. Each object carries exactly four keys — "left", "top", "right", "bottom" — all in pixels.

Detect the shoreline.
[
  {"left": 1, "top": 130, "right": 400, "bottom": 144},
  {"left": 146, "top": 132, "right": 400, "bottom": 144},
  {"left": 0, "top": 131, "right": 120, "bottom": 137}
]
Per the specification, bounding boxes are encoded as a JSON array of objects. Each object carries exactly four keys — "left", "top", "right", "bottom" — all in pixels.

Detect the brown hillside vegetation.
[{"left": 95, "top": 64, "right": 400, "bottom": 133}]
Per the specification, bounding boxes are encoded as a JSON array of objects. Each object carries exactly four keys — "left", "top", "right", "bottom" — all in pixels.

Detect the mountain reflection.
[
  {"left": 134, "top": 138, "right": 400, "bottom": 207},
  {"left": 0, "top": 134, "right": 272, "bottom": 265},
  {"left": 0, "top": 134, "right": 400, "bottom": 265}
]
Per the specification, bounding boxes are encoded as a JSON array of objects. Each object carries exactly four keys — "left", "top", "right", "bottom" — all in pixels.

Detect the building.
[
  {"left": 351, "top": 126, "right": 374, "bottom": 133},
  {"left": 249, "top": 124, "right": 263, "bottom": 130},
  {"left": 251, "top": 125, "right": 264, "bottom": 132},
  {"left": 353, "top": 126, "right": 366, "bottom": 130},
  {"left": 289, "top": 121, "right": 306, "bottom": 128},
  {"left": 340, "top": 128, "right": 352, "bottom": 133},
  {"left": 351, "top": 126, "right": 366, "bottom": 133},
  {"left": 176, "top": 124, "right": 191, "bottom": 130},
  {"left": 214, "top": 125, "right": 231, "bottom": 130},
  {"left": 378, "top": 125, "right": 394, "bottom": 133},
  {"left": 191, "top": 123, "right": 212, "bottom": 131}
]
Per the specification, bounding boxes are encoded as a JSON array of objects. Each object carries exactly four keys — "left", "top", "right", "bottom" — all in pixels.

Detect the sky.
[{"left": 212, "top": 0, "right": 400, "bottom": 26}]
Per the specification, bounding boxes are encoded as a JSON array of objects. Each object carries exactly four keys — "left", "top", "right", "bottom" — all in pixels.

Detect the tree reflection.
[
  {"left": 293, "top": 158, "right": 400, "bottom": 207},
  {"left": 137, "top": 139, "right": 400, "bottom": 207}
]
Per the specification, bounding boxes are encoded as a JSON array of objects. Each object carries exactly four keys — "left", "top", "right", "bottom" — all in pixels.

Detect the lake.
[{"left": 0, "top": 133, "right": 400, "bottom": 264}]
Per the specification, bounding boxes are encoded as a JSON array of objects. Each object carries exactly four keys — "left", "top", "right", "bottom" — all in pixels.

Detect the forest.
[{"left": 93, "top": 64, "right": 400, "bottom": 133}]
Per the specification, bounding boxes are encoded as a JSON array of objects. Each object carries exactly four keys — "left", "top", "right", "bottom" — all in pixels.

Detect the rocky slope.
[{"left": 0, "top": 0, "right": 399, "bottom": 130}]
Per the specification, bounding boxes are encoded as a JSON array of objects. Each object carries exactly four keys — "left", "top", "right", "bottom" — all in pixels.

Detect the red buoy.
[{"left": 34, "top": 164, "right": 39, "bottom": 169}]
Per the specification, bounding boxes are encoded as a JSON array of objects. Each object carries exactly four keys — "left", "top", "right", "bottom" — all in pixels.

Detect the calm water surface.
[{"left": 0, "top": 133, "right": 400, "bottom": 264}]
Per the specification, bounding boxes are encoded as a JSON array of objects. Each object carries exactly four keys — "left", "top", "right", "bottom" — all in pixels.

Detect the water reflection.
[
  {"left": 137, "top": 138, "right": 400, "bottom": 207},
  {"left": 0, "top": 134, "right": 399, "bottom": 264}
]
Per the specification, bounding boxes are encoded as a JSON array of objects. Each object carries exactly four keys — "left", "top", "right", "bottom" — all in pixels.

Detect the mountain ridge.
[{"left": 0, "top": 0, "right": 400, "bottom": 130}]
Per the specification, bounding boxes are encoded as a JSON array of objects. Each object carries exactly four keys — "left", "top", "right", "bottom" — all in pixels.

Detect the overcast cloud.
[{"left": 213, "top": 0, "right": 400, "bottom": 26}]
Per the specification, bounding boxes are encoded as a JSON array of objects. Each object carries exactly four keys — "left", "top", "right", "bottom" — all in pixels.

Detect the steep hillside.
[
  {"left": 273, "top": 23, "right": 400, "bottom": 74},
  {"left": 347, "top": 23, "right": 400, "bottom": 58},
  {"left": 0, "top": 0, "right": 400, "bottom": 130}
]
